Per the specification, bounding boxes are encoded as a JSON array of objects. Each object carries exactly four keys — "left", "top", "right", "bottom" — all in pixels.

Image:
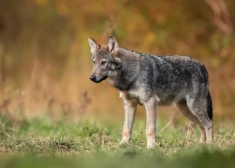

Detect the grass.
[{"left": 0, "top": 115, "right": 235, "bottom": 168}]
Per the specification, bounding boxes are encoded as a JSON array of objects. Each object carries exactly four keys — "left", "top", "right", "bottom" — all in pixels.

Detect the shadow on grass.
[{"left": 0, "top": 149, "right": 235, "bottom": 168}]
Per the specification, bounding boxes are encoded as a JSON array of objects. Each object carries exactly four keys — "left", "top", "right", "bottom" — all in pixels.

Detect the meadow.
[{"left": 1, "top": 114, "right": 235, "bottom": 168}]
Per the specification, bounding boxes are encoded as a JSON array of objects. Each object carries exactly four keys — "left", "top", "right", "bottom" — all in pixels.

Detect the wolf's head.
[{"left": 88, "top": 36, "right": 121, "bottom": 83}]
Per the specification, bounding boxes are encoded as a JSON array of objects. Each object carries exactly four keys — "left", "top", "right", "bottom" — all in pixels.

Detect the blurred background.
[{"left": 0, "top": 0, "right": 234, "bottom": 123}]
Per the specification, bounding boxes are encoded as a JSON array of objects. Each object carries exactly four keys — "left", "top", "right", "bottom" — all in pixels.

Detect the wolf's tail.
[
  {"left": 207, "top": 92, "right": 213, "bottom": 121},
  {"left": 201, "top": 64, "right": 213, "bottom": 121},
  {"left": 200, "top": 64, "right": 213, "bottom": 121}
]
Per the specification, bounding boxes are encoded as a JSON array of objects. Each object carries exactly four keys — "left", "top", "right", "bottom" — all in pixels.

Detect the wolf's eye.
[{"left": 100, "top": 60, "right": 107, "bottom": 65}]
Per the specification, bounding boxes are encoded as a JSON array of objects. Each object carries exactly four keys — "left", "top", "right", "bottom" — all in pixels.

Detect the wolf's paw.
[
  {"left": 119, "top": 139, "right": 130, "bottom": 145},
  {"left": 199, "top": 138, "right": 206, "bottom": 143},
  {"left": 147, "top": 141, "right": 156, "bottom": 149}
]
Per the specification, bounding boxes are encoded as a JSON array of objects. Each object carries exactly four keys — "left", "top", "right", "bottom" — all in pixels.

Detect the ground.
[{"left": 0, "top": 115, "right": 235, "bottom": 168}]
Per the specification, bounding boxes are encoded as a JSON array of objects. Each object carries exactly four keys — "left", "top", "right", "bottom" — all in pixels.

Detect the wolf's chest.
[{"left": 119, "top": 87, "right": 148, "bottom": 105}]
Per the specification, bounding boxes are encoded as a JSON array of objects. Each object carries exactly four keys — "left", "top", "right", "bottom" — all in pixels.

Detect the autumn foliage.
[{"left": 0, "top": 0, "right": 235, "bottom": 121}]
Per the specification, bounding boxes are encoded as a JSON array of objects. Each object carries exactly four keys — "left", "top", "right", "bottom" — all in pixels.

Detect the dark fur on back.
[{"left": 109, "top": 47, "right": 211, "bottom": 107}]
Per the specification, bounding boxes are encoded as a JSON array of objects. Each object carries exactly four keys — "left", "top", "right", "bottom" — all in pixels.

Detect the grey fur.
[{"left": 88, "top": 36, "right": 213, "bottom": 148}]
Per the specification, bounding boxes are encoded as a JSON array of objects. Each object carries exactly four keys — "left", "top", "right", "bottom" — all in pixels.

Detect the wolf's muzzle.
[
  {"left": 90, "top": 75, "right": 96, "bottom": 82},
  {"left": 90, "top": 75, "right": 108, "bottom": 83}
]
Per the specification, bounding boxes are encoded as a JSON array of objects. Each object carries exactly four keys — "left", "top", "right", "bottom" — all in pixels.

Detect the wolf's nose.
[{"left": 90, "top": 75, "right": 96, "bottom": 81}]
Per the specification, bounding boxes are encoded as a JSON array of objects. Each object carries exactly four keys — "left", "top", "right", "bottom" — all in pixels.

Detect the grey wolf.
[{"left": 88, "top": 36, "right": 213, "bottom": 148}]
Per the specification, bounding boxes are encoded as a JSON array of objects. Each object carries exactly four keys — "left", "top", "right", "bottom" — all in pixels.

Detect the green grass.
[{"left": 0, "top": 115, "right": 235, "bottom": 168}]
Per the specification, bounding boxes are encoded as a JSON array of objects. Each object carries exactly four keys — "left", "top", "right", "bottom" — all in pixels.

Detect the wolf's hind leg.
[
  {"left": 199, "top": 125, "right": 206, "bottom": 142},
  {"left": 174, "top": 100, "right": 206, "bottom": 143},
  {"left": 187, "top": 99, "right": 213, "bottom": 143},
  {"left": 186, "top": 122, "right": 206, "bottom": 143}
]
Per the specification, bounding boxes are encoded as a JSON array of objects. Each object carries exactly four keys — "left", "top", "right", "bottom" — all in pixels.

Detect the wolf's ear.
[
  {"left": 108, "top": 36, "right": 119, "bottom": 54},
  {"left": 88, "top": 38, "right": 100, "bottom": 53}
]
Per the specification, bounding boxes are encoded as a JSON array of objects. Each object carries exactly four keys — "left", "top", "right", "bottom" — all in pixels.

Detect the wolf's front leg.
[
  {"left": 120, "top": 99, "right": 137, "bottom": 144},
  {"left": 144, "top": 98, "right": 158, "bottom": 149}
]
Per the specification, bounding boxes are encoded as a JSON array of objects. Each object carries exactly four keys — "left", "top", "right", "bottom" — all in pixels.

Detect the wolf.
[{"left": 88, "top": 36, "right": 213, "bottom": 148}]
